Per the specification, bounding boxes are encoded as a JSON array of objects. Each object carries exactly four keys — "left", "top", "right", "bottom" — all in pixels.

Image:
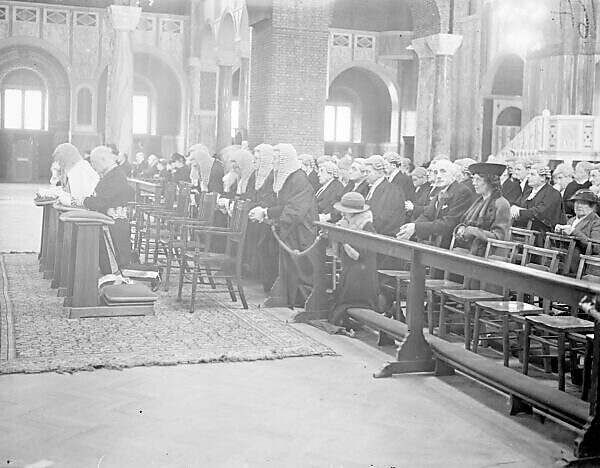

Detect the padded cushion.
[
  {"left": 60, "top": 209, "right": 115, "bottom": 225},
  {"left": 100, "top": 283, "right": 157, "bottom": 303}
]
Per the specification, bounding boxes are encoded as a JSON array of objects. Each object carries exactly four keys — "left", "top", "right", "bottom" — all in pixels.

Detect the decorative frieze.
[
  {"left": 158, "top": 18, "right": 183, "bottom": 63},
  {"left": 13, "top": 7, "right": 39, "bottom": 37},
  {"left": 43, "top": 9, "right": 70, "bottom": 59},
  {"left": 73, "top": 11, "right": 99, "bottom": 80},
  {"left": 0, "top": 5, "right": 8, "bottom": 40}
]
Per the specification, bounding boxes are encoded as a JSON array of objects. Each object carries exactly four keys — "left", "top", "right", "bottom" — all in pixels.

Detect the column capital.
[
  {"left": 411, "top": 37, "right": 434, "bottom": 59},
  {"left": 217, "top": 56, "right": 236, "bottom": 68},
  {"left": 108, "top": 5, "right": 141, "bottom": 31},
  {"left": 188, "top": 57, "right": 218, "bottom": 72},
  {"left": 425, "top": 33, "right": 463, "bottom": 56}
]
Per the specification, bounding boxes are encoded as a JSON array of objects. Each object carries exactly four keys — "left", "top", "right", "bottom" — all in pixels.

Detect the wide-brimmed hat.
[
  {"left": 468, "top": 162, "right": 506, "bottom": 177},
  {"left": 334, "top": 192, "right": 370, "bottom": 214},
  {"left": 569, "top": 189, "right": 598, "bottom": 205}
]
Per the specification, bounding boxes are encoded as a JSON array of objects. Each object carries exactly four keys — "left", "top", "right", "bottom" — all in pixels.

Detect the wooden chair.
[
  {"left": 133, "top": 181, "right": 176, "bottom": 257},
  {"left": 585, "top": 239, "right": 600, "bottom": 256},
  {"left": 438, "top": 241, "right": 515, "bottom": 349},
  {"left": 577, "top": 254, "right": 600, "bottom": 284},
  {"left": 509, "top": 226, "right": 538, "bottom": 246},
  {"left": 544, "top": 232, "right": 576, "bottom": 276},
  {"left": 143, "top": 182, "right": 192, "bottom": 264},
  {"left": 161, "top": 192, "right": 218, "bottom": 291},
  {"left": 180, "top": 200, "right": 251, "bottom": 312}
]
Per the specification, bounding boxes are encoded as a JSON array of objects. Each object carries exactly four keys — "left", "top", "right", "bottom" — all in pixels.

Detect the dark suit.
[
  {"left": 390, "top": 171, "right": 415, "bottom": 202},
  {"left": 515, "top": 181, "right": 533, "bottom": 207},
  {"left": 414, "top": 181, "right": 474, "bottom": 248},
  {"left": 515, "top": 183, "right": 566, "bottom": 242},
  {"left": 315, "top": 178, "right": 344, "bottom": 216},
  {"left": 341, "top": 179, "right": 369, "bottom": 198},
  {"left": 502, "top": 178, "right": 522, "bottom": 205},
  {"left": 412, "top": 183, "right": 436, "bottom": 219},
  {"left": 307, "top": 170, "right": 320, "bottom": 192},
  {"left": 366, "top": 179, "right": 405, "bottom": 237}
]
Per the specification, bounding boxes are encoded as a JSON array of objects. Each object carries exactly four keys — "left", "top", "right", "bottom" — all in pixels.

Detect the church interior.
[{"left": 1, "top": 0, "right": 600, "bottom": 466}]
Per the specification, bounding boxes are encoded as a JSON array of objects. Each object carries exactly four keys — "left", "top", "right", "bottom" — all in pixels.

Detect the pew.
[
  {"left": 60, "top": 210, "right": 157, "bottom": 319},
  {"left": 34, "top": 197, "right": 54, "bottom": 270},
  {"left": 313, "top": 221, "right": 600, "bottom": 459}
]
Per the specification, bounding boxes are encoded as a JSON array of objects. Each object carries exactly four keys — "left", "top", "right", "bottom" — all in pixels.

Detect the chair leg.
[
  {"left": 464, "top": 302, "right": 472, "bottom": 351},
  {"left": 237, "top": 279, "right": 248, "bottom": 309},
  {"left": 558, "top": 333, "right": 566, "bottom": 391},
  {"left": 164, "top": 246, "right": 172, "bottom": 291},
  {"left": 152, "top": 220, "right": 160, "bottom": 265},
  {"left": 144, "top": 219, "right": 151, "bottom": 264},
  {"left": 225, "top": 278, "right": 237, "bottom": 302},
  {"left": 427, "top": 290, "right": 434, "bottom": 335},
  {"left": 177, "top": 252, "right": 186, "bottom": 302},
  {"left": 502, "top": 314, "right": 510, "bottom": 367},
  {"left": 206, "top": 267, "right": 217, "bottom": 289},
  {"left": 190, "top": 260, "right": 199, "bottom": 313},
  {"left": 438, "top": 294, "right": 447, "bottom": 337},
  {"left": 472, "top": 306, "right": 481, "bottom": 354},
  {"left": 522, "top": 322, "right": 531, "bottom": 376}
]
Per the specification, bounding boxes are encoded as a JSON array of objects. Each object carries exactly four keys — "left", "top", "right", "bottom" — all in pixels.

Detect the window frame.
[
  {"left": 132, "top": 93, "right": 151, "bottom": 135},
  {"left": 324, "top": 102, "right": 353, "bottom": 143},
  {"left": 1, "top": 84, "right": 45, "bottom": 131}
]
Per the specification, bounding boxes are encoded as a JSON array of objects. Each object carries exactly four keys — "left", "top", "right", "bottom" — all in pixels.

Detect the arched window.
[
  {"left": 133, "top": 77, "right": 153, "bottom": 135},
  {"left": 76, "top": 87, "right": 93, "bottom": 126},
  {"left": 1, "top": 69, "right": 45, "bottom": 130}
]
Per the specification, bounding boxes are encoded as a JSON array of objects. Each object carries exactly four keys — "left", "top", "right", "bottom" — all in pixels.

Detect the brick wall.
[
  {"left": 409, "top": 0, "right": 445, "bottom": 38},
  {"left": 248, "top": 0, "right": 332, "bottom": 156}
]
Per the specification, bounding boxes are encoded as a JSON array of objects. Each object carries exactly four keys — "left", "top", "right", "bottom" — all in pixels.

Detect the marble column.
[
  {"left": 427, "top": 34, "right": 463, "bottom": 159},
  {"left": 216, "top": 60, "right": 234, "bottom": 151},
  {"left": 187, "top": 57, "right": 217, "bottom": 152},
  {"left": 105, "top": 5, "right": 141, "bottom": 160},
  {"left": 411, "top": 37, "right": 435, "bottom": 167},
  {"left": 237, "top": 56, "right": 250, "bottom": 138},
  {"left": 411, "top": 34, "right": 462, "bottom": 164}
]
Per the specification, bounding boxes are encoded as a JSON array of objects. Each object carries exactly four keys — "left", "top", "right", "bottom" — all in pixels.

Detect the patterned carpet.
[{"left": 0, "top": 254, "right": 334, "bottom": 374}]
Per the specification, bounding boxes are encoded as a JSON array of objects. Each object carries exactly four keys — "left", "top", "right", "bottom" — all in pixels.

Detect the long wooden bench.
[{"left": 313, "top": 222, "right": 600, "bottom": 459}]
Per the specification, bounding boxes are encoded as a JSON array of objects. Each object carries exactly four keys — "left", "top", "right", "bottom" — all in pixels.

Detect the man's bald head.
[{"left": 90, "top": 146, "right": 116, "bottom": 175}]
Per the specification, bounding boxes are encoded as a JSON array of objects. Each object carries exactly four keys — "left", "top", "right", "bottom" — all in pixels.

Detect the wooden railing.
[
  {"left": 127, "top": 178, "right": 162, "bottom": 204},
  {"left": 307, "top": 221, "right": 600, "bottom": 459},
  {"left": 499, "top": 110, "right": 600, "bottom": 162}
]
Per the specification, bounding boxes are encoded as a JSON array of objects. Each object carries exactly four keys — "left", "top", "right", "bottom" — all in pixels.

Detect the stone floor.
[{"left": 0, "top": 183, "right": 578, "bottom": 467}]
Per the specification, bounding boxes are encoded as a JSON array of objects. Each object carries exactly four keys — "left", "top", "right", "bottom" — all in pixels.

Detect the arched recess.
[
  {"left": 0, "top": 40, "right": 70, "bottom": 181},
  {"left": 75, "top": 85, "right": 94, "bottom": 128},
  {"left": 96, "top": 46, "right": 186, "bottom": 156},
  {"left": 481, "top": 53, "right": 525, "bottom": 158},
  {"left": 327, "top": 64, "right": 399, "bottom": 156},
  {"left": 198, "top": 22, "right": 217, "bottom": 63},
  {"left": 218, "top": 11, "right": 236, "bottom": 63},
  {"left": 238, "top": 6, "right": 251, "bottom": 57}
]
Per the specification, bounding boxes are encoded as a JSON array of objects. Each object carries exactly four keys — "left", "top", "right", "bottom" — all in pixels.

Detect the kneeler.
[{"left": 59, "top": 210, "right": 157, "bottom": 319}]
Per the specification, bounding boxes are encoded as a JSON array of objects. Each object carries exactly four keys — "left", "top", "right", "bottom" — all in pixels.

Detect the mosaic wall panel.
[
  {"left": 329, "top": 33, "right": 352, "bottom": 78},
  {"left": 133, "top": 15, "right": 156, "bottom": 46},
  {"left": 13, "top": 6, "right": 39, "bottom": 37},
  {"left": 100, "top": 13, "right": 113, "bottom": 65},
  {"left": 379, "top": 33, "right": 412, "bottom": 59},
  {"left": 43, "top": 9, "right": 70, "bottom": 59},
  {"left": 73, "top": 11, "right": 99, "bottom": 80},
  {"left": 354, "top": 34, "right": 375, "bottom": 62},
  {"left": 158, "top": 18, "right": 183, "bottom": 64},
  {"left": 0, "top": 6, "right": 8, "bottom": 40}
]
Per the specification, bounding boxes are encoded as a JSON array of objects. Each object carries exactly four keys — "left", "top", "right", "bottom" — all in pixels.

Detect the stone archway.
[{"left": 0, "top": 41, "right": 70, "bottom": 181}]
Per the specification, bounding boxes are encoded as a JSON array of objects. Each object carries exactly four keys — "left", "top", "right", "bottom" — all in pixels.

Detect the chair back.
[
  {"left": 198, "top": 192, "right": 218, "bottom": 225},
  {"left": 585, "top": 239, "right": 600, "bottom": 256},
  {"left": 520, "top": 244, "right": 560, "bottom": 273},
  {"left": 175, "top": 182, "right": 192, "bottom": 217},
  {"left": 509, "top": 227, "right": 538, "bottom": 246},
  {"left": 162, "top": 183, "right": 178, "bottom": 210},
  {"left": 484, "top": 239, "right": 519, "bottom": 263},
  {"left": 225, "top": 200, "right": 251, "bottom": 270},
  {"left": 544, "top": 232, "right": 576, "bottom": 275},
  {"left": 577, "top": 255, "right": 600, "bottom": 283}
]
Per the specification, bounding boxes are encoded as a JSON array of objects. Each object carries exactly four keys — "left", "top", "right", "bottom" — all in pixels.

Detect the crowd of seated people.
[{"left": 51, "top": 139, "right": 600, "bottom": 316}]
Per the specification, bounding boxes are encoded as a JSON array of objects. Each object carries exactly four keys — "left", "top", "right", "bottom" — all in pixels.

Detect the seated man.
[
  {"left": 396, "top": 159, "right": 473, "bottom": 248},
  {"left": 84, "top": 146, "right": 134, "bottom": 274}
]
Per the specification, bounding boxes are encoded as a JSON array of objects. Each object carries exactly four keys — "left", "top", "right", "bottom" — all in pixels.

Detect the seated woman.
[
  {"left": 555, "top": 189, "right": 600, "bottom": 274},
  {"left": 84, "top": 146, "right": 134, "bottom": 273},
  {"left": 453, "top": 162, "right": 511, "bottom": 256},
  {"left": 511, "top": 163, "right": 566, "bottom": 243},
  {"left": 53, "top": 142, "right": 99, "bottom": 204},
  {"left": 315, "top": 160, "right": 344, "bottom": 222},
  {"left": 329, "top": 192, "right": 379, "bottom": 326},
  {"left": 249, "top": 143, "right": 317, "bottom": 307}
]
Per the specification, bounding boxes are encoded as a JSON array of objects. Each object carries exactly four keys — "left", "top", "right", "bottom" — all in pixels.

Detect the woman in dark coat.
[
  {"left": 249, "top": 143, "right": 317, "bottom": 307},
  {"left": 329, "top": 192, "right": 380, "bottom": 326},
  {"left": 453, "top": 162, "right": 511, "bottom": 256}
]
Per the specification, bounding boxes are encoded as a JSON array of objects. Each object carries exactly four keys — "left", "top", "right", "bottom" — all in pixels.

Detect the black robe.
[
  {"left": 307, "top": 170, "right": 320, "bottom": 192},
  {"left": 390, "top": 171, "right": 415, "bottom": 202},
  {"left": 171, "top": 165, "right": 191, "bottom": 185},
  {"left": 367, "top": 179, "right": 406, "bottom": 237},
  {"left": 502, "top": 177, "right": 522, "bottom": 205},
  {"left": 316, "top": 178, "right": 344, "bottom": 216},
  {"left": 563, "top": 180, "right": 586, "bottom": 218},
  {"left": 515, "top": 183, "right": 566, "bottom": 242},
  {"left": 267, "top": 169, "right": 317, "bottom": 307},
  {"left": 84, "top": 166, "right": 134, "bottom": 273}
]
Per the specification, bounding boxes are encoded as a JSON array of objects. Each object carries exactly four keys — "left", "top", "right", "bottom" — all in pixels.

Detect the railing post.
[
  {"left": 574, "top": 312, "right": 600, "bottom": 459},
  {"left": 298, "top": 235, "right": 330, "bottom": 322},
  {"left": 374, "top": 248, "right": 434, "bottom": 377}
]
